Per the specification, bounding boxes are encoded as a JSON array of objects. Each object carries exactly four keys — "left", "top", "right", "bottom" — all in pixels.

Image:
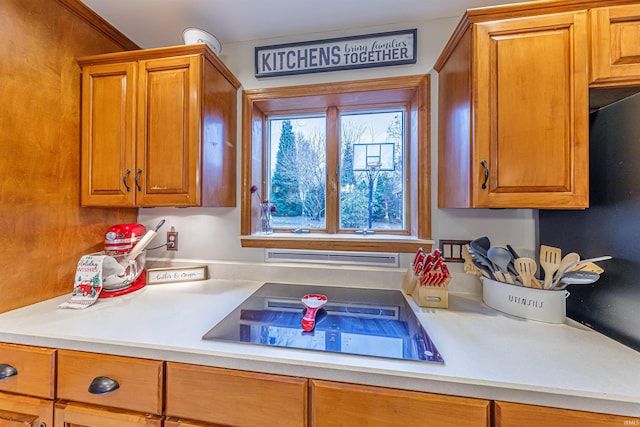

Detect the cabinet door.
[
  {"left": 54, "top": 401, "right": 162, "bottom": 427},
  {"left": 494, "top": 401, "right": 640, "bottom": 427},
  {"left": 0, "top": 391, "right": 53, "bottom": 427},
  {"left": 136, "top": 55, "right": 201, "bottom": 207},
  {"left": 474, "top": 12, "right": 589, "bottom": 208},
  {"left": 310, "top": 380, "right": 490, "bottom": 427},
  {"left": 166, "top": 362, "right": 307, "bottom": 427},
  {"left": 165, "top": 417, "right": 226, "bottom": 427},
  {"left": 591, "top": 5, "right": 640, "bottom": 86},
  {"left": 81, "top": 62, "right": 137, "bottom": 207}
]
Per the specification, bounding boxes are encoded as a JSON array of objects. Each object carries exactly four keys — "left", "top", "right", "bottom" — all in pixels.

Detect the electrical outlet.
[
  {"left": 439, "top": 239, "right": 471, "bottom": 263},
  {"left": 167, "top": 229, "right": 178, "bottom": 251}
]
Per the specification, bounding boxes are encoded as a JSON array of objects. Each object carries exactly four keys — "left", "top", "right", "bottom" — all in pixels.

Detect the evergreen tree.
[
  {"left": 270, "top": 120, "right": 302, "bottom": 216},
  {"left": 373, "top": 173, "right": 401, "bottom": 224},
  {"left": 340, "top": 141, "right": 356, "bottom": 186}
]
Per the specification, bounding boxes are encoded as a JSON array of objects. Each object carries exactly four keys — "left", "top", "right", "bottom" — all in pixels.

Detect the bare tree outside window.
[
  {"left": 267, "top": 109, "right": 405, "bottom": 232},
  {"left": 340, "top": 110, "right": 404, "bottom": 231}
]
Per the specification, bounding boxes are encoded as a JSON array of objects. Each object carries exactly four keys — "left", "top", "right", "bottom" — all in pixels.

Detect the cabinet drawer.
[
  {"left": 0, "top": 343, "right": 55, "bottom": 399},
  {"left": 166, "top": 362, "right": 308, "bottom": 427},
  {"left": 57, "top": 350, "right": 163, "bottom": 415},
  {"left": 310, "top": 380, "right": 490, "bottom": 427},
  {"left": 55, "top": 400, "right": 162, "bottom": 427},
  {"left": 494, "top": 401, "right": 640, "bottom": 427}
]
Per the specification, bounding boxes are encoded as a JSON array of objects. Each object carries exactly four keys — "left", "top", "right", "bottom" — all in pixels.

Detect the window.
[{"left": 241, "top": 75, "right": 431, "bottom": 253}]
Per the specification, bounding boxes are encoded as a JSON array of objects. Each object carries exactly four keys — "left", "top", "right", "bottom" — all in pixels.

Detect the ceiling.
[{"left": 79, "top": 0, "right": 530, "bottom": 49}]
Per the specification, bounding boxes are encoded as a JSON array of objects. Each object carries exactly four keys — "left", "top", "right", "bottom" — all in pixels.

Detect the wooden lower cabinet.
[
  {"left": 494, "top": 401, "right": 640, "bottom": 427},
  {"left": 57, "top": 350, "right": 164, "bottom": 415},
  {"left": 310, "top": 380, "right": 490, "bottom": 427},
  {"left": 2, "top": 343, "right": 639, "bottom": 426},
  {"left": 54, "top": 400, "right": 162, "bottom": 426},
  {"left": 0, "top": 343, "right": 56, "bottom": 426},
  {"left": 165, "top": 417, "right": 226, "bottom": 427},
  {"left": 55, "top": 350, "right": 164, "bottom": 427},
  {"left": 0, "top": 391, "right": 54, "bottom": 427},
  {"left": 165, "top": 362, "right": 308, "bottom": 427}
]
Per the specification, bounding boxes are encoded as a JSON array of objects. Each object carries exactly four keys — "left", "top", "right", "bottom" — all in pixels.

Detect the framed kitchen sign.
[
  {"left": 146, "top": 265, "right": 209, "bottom": 285},
  {"left": 255, "top": 29, "right": 417, "bottom": 78}
]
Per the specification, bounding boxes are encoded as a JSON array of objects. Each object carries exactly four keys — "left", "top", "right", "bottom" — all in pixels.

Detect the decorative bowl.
[{"left": 182, "top": 27, "right": 221, "bottom": 55}]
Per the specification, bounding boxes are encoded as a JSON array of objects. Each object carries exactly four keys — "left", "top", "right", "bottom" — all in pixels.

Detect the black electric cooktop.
[{"left": 202, "top": 282, "right": 444, "bottom": 364}]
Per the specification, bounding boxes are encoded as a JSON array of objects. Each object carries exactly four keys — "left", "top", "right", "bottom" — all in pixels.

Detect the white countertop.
[{"left": 1, "top": 260, "right": 639, "bottom": 418}]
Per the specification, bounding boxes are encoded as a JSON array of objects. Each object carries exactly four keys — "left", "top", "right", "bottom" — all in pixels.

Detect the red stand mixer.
[{"left": 100, "top": 222, "right": 163, "bottom": 297}]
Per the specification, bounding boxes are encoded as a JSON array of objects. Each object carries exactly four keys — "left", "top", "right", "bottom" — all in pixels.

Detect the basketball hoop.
[
  {"left": 350, "top": 143, "right": 395, "bottom": 230},
  {"left": 353, "top": 143, "right": 395, "bottom": 172}
]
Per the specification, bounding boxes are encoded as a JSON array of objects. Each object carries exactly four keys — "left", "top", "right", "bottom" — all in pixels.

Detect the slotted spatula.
[
  {"left": 540, "top": 245, "right": 562, "bottom": 289},
  {"left": 514, "top": 257, "right": 537, "bottom": 288}
]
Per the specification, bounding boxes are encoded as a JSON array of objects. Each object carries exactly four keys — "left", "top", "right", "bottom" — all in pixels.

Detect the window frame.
[{"left": 240, "top": 75, "right": 432, "bottom": 253}]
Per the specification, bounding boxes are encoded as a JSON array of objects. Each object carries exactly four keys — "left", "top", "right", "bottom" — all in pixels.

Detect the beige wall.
[
  {"left": 0, "top": 0, "right": 138, "bottom": 312},
  {"left": 139, "top": 18, "right": 537, "bottom": 266}
]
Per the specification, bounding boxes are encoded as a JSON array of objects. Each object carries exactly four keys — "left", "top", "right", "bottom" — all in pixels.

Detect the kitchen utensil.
[
  {"left": 553, "top": 270, "right": 600, "bottom": 290},
  {"left": 468, "top": 247, "right": 500, "bottom": 281},
  {"left": 470, "top": 236, "right": 491, "bottom": 258},
  {"left": 514, "top": 257, "right": 537, "bottom": 288},
  {"left": 569, "top": 261, "right": 605, "bottom": 274},
  {"left": 506, "top": 244, "right": 521, "bottom": 260},
  {"left": 487, "top": 247, "right": 515, "bottom": 284},
  {"left": 540, "top": 245, "right": 562, "bottom": 289},
  {"left": 126, "top": 219, "right": 166, "bottom": 262},
  {"left": 412, "top": 248, "right": 425, "bottom": 271},
  {"left": 554, "top": 252, "right": 580, "bottom": 281},
  {"left": 551, "top": 255, "right": 612, "bottom": 288},
  {"left": 301, "top": 294, "right": 327, "bottom": 331},
  {"left": 462, "top": 245, "right": 487, "bottom": 277}
]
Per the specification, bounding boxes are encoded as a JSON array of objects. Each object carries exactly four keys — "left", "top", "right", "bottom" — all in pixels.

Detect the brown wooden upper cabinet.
[
  {"left": 78, "top": 45, "right": 241, "bottom": 207},
  {"left": 435, "top": 6, "right": 590, "bottom": 209},
  {"left": 591, "top": 4, "right": 640, "bottom": 86}
]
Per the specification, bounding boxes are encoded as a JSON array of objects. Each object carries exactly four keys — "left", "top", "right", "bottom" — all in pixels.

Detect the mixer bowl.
[{"left": 100, "top": 251, "right": 146, "bottom": 291}]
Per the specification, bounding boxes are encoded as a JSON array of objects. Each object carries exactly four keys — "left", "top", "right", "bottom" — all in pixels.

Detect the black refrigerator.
[{"left": 539, "top": 93, "right": 640, "bottom": 352}]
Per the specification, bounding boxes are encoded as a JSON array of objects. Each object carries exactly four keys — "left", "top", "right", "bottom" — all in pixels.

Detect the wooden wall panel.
[{"left": 0, "top": 0, "right": 138, "bottom": 313}]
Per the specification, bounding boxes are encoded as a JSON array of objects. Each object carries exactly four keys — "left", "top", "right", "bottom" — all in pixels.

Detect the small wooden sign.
[
  {"left": 146, "top": 265, "right": 209, "bottom": 285},
  {"left": 255, "top": 29, "right": 417, "bottom": 78}
]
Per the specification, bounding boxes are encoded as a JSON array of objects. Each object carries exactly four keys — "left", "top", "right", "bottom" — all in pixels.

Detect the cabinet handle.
[
  {"left": 123, "top": 169, "right": 131, "bottom": 192},
  {"left": 480, "top": 160, "right": 489, "bottom": 190},
  {"left": 135, "top": 168, "right": 143, "bottom": 192},
  {"left": 88, "top": 375, "right": 120, "bottom": 394},
  {"left": 0, "top": 363, "right": 17, "bottom": 379}
]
